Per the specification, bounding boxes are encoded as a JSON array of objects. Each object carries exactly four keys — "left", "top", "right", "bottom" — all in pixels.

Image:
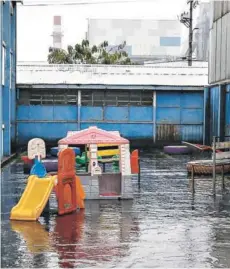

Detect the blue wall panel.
[
  {"left": 2, "top": 1, "right": 13, "bottom": 156},
  {"left": 157, "top": 92, "right": 180, "bottom": 107},
  {"left": 17, "top": 123, "right": 78, "bottom": 143},
  {"left": 181, "top": 109, "right": 203, "bottom": 124},
  {"left": 2, "top": 1, "right": 9, "bottom": 42},
  {"left": 121, "top": 124, "right": 153, "bottom": 138},
  {"left": 29, "top": 106, "right": 54, "bottom": 120},
  {"left": 156, "top": 108, "right": 180, "bottom": 124},
  {"left": 129, "top": 107, "right": 153, "bottom": 121},
  {"left": 181, "top": 93, "right": 203, "bottom": 108},
  {"left": 156, "top": 91, "right": 204, "bottom": 142},
  {"left": 81, "top": 123, "right": 153, "bottom": 138},
  {"left": 17, "top": 105, "right": 30, "bottom": 120},
  {"left": 11, "top": 89, "right": 16, "bottom": 141},
  {"left": 53, "top": 106, "right": 77, "bottom": 120},
  {"left": 104, "top": 107, "right": 128, "bottom": 121},
  {"left": 17, "top": 105, "right": 78, "bottom": 121},
  {"left": 81, "top": 106, "right": 103, "bottom": 121},
  {"left": 181, "top": 125, "right": 203, "bottom": 141},
  {"left": 210, "top": 86, "right": 220, "bottom": 137},
  {"left": 203, "top": 87, "right": 209, "bottom": 144}
]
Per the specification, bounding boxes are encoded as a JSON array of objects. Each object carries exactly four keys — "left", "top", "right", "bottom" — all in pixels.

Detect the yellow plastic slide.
[{"left": 10, "top": 175, "right": 56, "bottom": 221}]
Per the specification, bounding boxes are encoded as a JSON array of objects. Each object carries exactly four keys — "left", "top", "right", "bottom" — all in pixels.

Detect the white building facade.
[{"left": 86, "top": 19, "right": 182, "bottom": 63}]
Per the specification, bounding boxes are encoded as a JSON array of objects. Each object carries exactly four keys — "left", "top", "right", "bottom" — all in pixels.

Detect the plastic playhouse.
[
  {"left": 58, "top": 126, "right": 139, "bottom": 199},
  {"left": 10, "top": 141, "right": 85, "bottom": 221},
  {"left": 18, "top": 126, "right": 139, "bottom": 202}
]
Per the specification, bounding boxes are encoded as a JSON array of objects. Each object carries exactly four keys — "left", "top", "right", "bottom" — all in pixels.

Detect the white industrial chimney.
[{"left": 51, "top": 15, "right": 63, "bottom": 49}]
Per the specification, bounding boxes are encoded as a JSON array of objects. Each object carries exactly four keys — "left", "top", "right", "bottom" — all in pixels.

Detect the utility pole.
[
  {"left": 179, "top": 0, "right": 199, "bottom": 66},
  {"left": 188, "top": 0, "right": 193, "bottom": 66}
]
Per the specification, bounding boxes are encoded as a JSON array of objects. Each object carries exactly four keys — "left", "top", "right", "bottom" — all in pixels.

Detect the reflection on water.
[
  {"left": 10, "top": 220, "right": 50, "bottom": 253},
  {"left": 1, "top": 150, "right": 230, "bottom": 268}
]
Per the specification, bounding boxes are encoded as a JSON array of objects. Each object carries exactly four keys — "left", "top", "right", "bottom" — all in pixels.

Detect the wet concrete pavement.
[{"left": 1, "top": 150, "right": 230, "bottom": 268}]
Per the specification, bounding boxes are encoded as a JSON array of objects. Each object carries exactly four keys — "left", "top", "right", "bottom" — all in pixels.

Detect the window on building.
[
  {"left": 81, "top": 90, "right": 153, "bottom": 106},
  {"left": 105, "top": 91, "right": 118, "bottom": 106},
  {"left": 142, "top": 91, "right": 153, "bottom": 105},
  {"left": 2, "top": 45, "right": 6, "bottom": 86},
  {"left": 18, "top": 89, "right": 153, "bottom": 106},
  {"left": 130, "top": 91, "right": 141, "bottom": 105},
  {"left": 18, "top": 89, "right": 79, "bottom": 105},
  {"left": 93, "top": 91, "right": 105, "bottom": 106},
  {"left": 18, "top": 90, "right": 30, "bottom": 105},
  {"left": 81, "top": 90, "right": 93, "bottom": 106}
]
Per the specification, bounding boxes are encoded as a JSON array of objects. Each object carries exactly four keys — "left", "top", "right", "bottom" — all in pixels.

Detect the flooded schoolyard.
[{"left": 1, "top": 149, "right": 230, "bottom": 268}]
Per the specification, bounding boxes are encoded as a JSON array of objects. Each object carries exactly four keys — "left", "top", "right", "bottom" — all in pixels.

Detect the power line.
[{"left": 22, "top": 0, "right": 154, "bottom": 7}]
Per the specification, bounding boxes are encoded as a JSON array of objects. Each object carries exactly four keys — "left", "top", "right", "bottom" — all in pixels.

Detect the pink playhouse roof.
[{"left": 58, "top": 126, "right": 129, "bottom": 145}]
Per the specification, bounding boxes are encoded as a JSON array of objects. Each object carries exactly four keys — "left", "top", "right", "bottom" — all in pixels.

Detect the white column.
[
  {"left": 89, "top": 144, "right": 101, "bottom": 175},
  {"left": 119, "top": 144, "right": 131, "bottom": 176}
]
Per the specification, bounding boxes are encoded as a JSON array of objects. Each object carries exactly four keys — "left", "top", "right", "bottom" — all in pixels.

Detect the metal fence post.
[
  {"left": 191, "top": 165, "right": 195, "bottom": 193},
  {"left": 221, "top": 164, "right": 225, "bottom": 191},
  {"left": 138, "top": 155, "right": 141, "bottom": 184},
  {"left": 212, "top": 136, "right": 216, "bottom": 196}
]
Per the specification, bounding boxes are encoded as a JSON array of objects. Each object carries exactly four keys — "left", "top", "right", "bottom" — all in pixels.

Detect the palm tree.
[{"left": 47, "top": 39, "right": 132, "bottom": 65}]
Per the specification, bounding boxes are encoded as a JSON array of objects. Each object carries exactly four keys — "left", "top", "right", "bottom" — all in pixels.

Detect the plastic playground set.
[{"left": 11, "top": 126, "right": 139, "bottom": 221}]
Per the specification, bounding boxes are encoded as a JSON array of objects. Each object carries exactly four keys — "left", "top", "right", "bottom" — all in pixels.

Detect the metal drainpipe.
[
  {"left": 153, "top": 91, "right": 156, "bottom": 143},
  {"left": 15, "top": 2, "right": 18, "bottom": 152},
  {"left": 77, "top": 90, "right": 81, "bottom": 131},
  {"left": 188, "top": 0, "right": 193, "bottom": 67},
  {"left": 0, "top": 2, "right": 2, "bottom": 162},
  {"left": 219, "top": 84, "right": 226, "bottom": 141}
]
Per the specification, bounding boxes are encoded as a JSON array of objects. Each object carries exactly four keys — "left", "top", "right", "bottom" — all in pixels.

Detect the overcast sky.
[{"left": 17, "top": 0, "right": 190, "bottom": 62}]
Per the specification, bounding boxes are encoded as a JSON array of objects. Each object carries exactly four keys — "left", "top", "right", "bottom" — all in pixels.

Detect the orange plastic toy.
[
  {"left": 75, "top": 176, "right": 85, "bottom": 209},
  {"left": 53, "top": 147, "right": 85, "bottom": 210},
  {"left": 130, "top": 149, "right": 139, "bottom": 174},
  {"left": 56, "top": 148, "right": 77, "bottom": 215}
]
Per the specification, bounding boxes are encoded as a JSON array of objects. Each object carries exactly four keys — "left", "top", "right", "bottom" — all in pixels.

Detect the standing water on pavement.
[{"left": 1, "top": 149, "right": 230, "bottom": 268}]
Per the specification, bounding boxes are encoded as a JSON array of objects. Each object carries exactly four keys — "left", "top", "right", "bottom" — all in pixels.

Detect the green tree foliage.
[{"left": 48, "top": 39, "right": 133, "bottom": 65}]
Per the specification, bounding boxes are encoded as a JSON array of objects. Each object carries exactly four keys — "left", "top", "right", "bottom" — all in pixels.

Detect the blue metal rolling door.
[{"left": 156, "top": 91, "right": 204, "bottom": 142}]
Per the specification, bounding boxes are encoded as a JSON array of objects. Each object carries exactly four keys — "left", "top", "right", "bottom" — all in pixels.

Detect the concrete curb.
[{"left": 1, "top": 153, "right": 17, "bottom": 168}]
